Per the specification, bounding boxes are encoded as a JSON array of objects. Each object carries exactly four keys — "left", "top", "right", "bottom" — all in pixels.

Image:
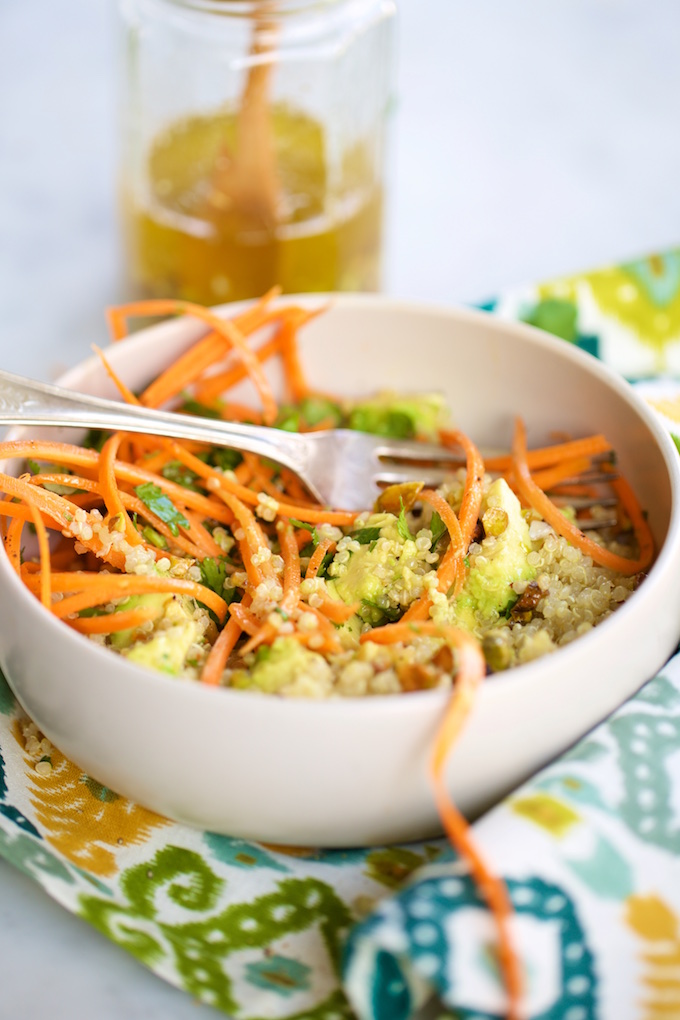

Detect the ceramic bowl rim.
[{"left": 2, "top": 294, "right": 679, "bottom": 718}]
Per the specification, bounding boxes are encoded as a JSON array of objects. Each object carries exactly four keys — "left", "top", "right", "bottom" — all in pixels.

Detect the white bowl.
[{"left": 1, "top": 297, "right": 679, "bottom": 847}]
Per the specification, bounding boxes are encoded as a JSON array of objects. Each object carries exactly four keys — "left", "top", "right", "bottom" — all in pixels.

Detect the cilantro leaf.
[
  {"left": 82, "top": 428, "right": 110, "bottom": 452},
  {"left": 429, "top": 511, "right": 447, "bottom": 548},
  {"left": 199, "top": 557, "right": 229, "bottom": 596},
  {"left": 142, "top": 525, "right": 168, "bottom": 550},
  {"left": 289, "top": 518, "right": 315, "bottom": 533},
  {"left": 275, "top": 406, "right": 301, "bottom": 432},
  {"left": 208, "top": 448, "right": 243, "bottom": 472},
  {"left": 134, "top": 483, "right": 189, "bottom": 536},
  {"left": 351, "top": 527, "right": 381, "bottom": 545},
  {"left": 161, "top": 460, "right": 202, "bottom": 492},
  {"left": 397, "top": 499, "right": 415, "bottom": 542},
  {"left": 316, "top": 550, "right": 334, "bottom": 578},
  {"left": 361, "top": 599, "right": 403, "bottom": 625},
  {"left": 178, "top": 396, "right": 221, "bottom": 420}
]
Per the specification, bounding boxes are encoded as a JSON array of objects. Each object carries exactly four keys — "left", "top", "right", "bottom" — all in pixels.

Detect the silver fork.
[{"left": 0, "top": 369, "right": 463, "bottom": 511}]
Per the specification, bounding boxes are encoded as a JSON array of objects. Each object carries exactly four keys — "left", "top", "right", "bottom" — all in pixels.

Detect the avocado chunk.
[
  {"left": 123, "top": 596, "right": 202, "bottom": 675},
  {"left": 347, "top": 392, "right": 447, "bottom": 440},
  {"left": 454, "top": 478, "right": 535, "bottom": 629},
  {"left": 109, "top": 593, "right": 172, "bottom": 650},
  {"left": 231, "top": 637, "right": 332, "bottom": 694},
  {"left": 329, "top": 512, "right": 423, "bottom": 627}
]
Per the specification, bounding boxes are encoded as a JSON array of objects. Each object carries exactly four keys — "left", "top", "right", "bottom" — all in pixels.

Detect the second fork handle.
[{"left": 0, "top": 369, "right": 306, "bottom": 477}]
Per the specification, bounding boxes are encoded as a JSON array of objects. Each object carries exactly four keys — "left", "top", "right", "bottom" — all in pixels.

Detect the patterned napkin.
[{"left": 2, "top": 248, "right": 680, "bottom": 1019}]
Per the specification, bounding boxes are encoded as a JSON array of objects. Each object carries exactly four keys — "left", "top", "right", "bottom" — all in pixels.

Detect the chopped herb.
[
  {"left": 161, "top": 460, "right": 202, "bottom": 492},
  {"left": 299, "top": 541, "right": 316, "bottom": 559},
  {"left": 178, "top": 396, "right": 221, "bottom": 420},
  {"left": 429, "top": 511, "right": 447, "bottom": 548},
  {"left": 134, "top": 483, "right": 189, "bottom": 536},
  {"left": 316, "top": 550, "right": 334, "bottom": 579},
  {"left": 348, "top": 407, "right": 415, "bottom": 439},
  {"left": 199, "top": 557, "right": 230, "bottom": 596},
  {"left": 275, "top": 406, "right": 301, "bottom": 432},
  {"left": 142, "top": 525, "right": 168, "bottom": 550},
  {"left": 27, "top": 459, "right": 41, "bottom": 475},
  {"left": 464, "top": 556, "right": 470, "bottom": 567},
  {"left": 208, "top": 448, "right": 243, "bottom": 472},
  {"left": 351, "top": 527, "right": 381, "bottom": 545},
  {"left": 397, "top": 499, "right": 415, "bottom": 542},
  {"left": 290, "top": 520, "right": 321, "bottom": 547},
  {"left": 78, "top": 606, "right": 108, "bottom": 618},
  {"left": 289, "top": 518, "right": 315, "bottom": 534},
  {"left": 82, "top": 428, "right": 110, "bottom": 452},
  {"left": 368, "top": 540, "right": 378, "bottom": 552},
  {"left": 361, "top": 599, "right": 403, "bottom": 625},
  {"left": 299, "top": 396, "right": 342, "bottom": 428},
  {"left": 672, "top": 434, "right": 680, "bottom": 455}
]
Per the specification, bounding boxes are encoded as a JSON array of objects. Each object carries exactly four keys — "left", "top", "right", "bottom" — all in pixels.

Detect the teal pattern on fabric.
[
  {"left": 245, "top": 955, "right": 312, "bottom": 998},
  {"left": 203, "top": 833, "right": 291, "bottom": 873},
  {"left": 624, "top": 252, "right": 680, "bottom": 307},
  {"left": 0, "top": 671, "right": 14, "bottom": 716},
  {"left": 0, "top": 825, "right": 74, "bottom": 885},
  {"left": 609, "top": 710, "right": 680, "bottom": 853},
  {"left": 343, "top": 876, "right": 597, "bottom": 1020}
]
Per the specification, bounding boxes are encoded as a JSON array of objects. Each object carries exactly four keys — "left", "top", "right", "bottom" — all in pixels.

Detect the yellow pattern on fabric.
[
  {"left": 539, "top": 253, "right": 680, "bottom": 361},
  {"left": 13, "top": 720, "right": 168, "bottom": 876},
  {"left": 511, "top": 793, "right": 580, "bottom": 837},
  {"left": 625, "top": 895, "right": 680, "bottom": 1019}
]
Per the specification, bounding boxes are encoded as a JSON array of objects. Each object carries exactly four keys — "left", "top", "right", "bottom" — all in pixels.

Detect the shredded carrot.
[
  {"left": 26, "top": 572, "right": 228, "bottom": 622},
  {"left": 482, "top": 433, "right": 612, "bottom": 473},
  {"left": 26, "top": 496, "right": 52, "bottom": 610},
  {"left": 360, "top": 620, "right": 523, "bottom": 1016},
  {"left": 99, "top": 434, "right": 141, "bottom": 547},
  {"left": 195, "top": 334, "right": 280, "bottom": 405},
  {"left": 226, "top": 602, "right": 262, "bottom": 637},
  {"left": 313, "top": 596, "right": 359, "bottom": 624},
  {"left": 512, "top": 417, "right": 653, "bottom": 575},
  {"left": 161, "top": 440, "right": 357, "bottom": 526},
  {"left": 520, "top": 456, "right": 592, "bottom": 493},
  {"left": 4, "top": 515, "right": 24, "bottom": 576},
  {"left": 68, "top": 605, "right": 161, "bottom": 635},
  {"left": 92, "top": 345, "right": 141, "bottom": 406},
  {"left": 201, "top": 616, "right": 243, "bottom": 685},
  {"left": 305, "top": 539, "right": 336, "bottom": 580},
  {"left": 240, "top": 522, "right": 301, "bottom": 655},
  {"left": 109, "top": 299, "right": 279, "bottom": 423},
  {"left": 277, "top": 306, "right": 326, "bottom": 402}
]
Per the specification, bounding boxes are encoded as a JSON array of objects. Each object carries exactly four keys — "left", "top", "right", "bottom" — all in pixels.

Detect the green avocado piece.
[
  {"left": 347, "top": 392, "right": 447, "bottom": 440},
  {"left": 123, "top": 597, "right": 201, "bottom": 675},
  {"left": 109, "top": 594, "right": 172, "bottom": 650},
  {"left": 455, "top": 478, "right": 535, "bottom": 625},
  {"left": 231, "top": 637, "right": 331, "bottom": 693},
  {"left": 329, "top": 513, "right": 406, "bottom": 609}
]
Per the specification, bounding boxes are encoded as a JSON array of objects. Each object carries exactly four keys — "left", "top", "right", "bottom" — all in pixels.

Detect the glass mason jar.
[{"left": 118, "top": 0, "right": 396, "bottom": 304}]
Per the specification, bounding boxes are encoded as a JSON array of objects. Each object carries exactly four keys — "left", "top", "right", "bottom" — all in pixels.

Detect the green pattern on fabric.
[{"left": 79, "top": 852, "right": 356, "bottom": 1018}]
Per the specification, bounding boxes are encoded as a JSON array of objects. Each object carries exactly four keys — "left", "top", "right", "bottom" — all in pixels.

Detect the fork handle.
[{"left": 0, "top": 369, "right": 306, "bottom": 476}]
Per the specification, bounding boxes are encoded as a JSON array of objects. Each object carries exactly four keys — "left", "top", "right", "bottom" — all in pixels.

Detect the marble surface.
[{"left": 0, "top": 0, "right": 679, "bottom": 1015}]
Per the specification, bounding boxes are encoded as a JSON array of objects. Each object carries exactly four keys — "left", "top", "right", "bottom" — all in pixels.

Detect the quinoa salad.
[{"left": 0, "top": 297, "right": 653, "bottom": 697}]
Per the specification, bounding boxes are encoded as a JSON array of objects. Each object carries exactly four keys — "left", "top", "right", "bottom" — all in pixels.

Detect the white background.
[{"left": 0, "top": 0, "right": 679, "bottom": 1015}]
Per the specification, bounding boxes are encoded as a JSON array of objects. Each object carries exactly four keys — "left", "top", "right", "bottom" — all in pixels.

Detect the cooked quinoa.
[{"left": 40, "top": 458, "right": 643, "bottom": 696}]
